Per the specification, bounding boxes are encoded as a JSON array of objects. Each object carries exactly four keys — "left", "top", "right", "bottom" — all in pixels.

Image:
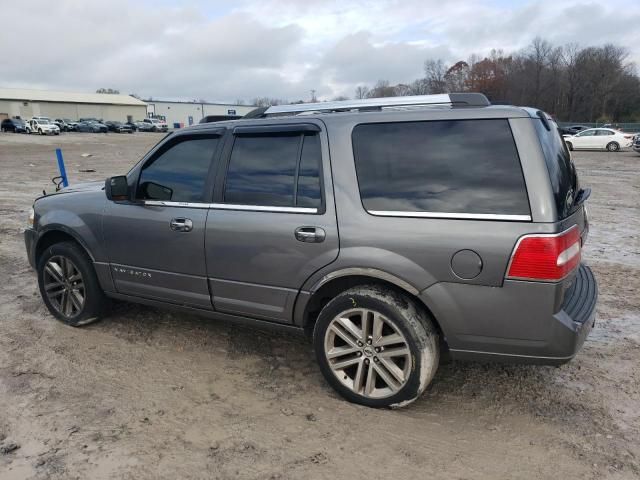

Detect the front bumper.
[{"left": 24, "top": 228, "right": 38, "bottom": 269}]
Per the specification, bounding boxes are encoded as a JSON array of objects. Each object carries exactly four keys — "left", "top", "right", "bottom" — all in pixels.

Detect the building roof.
[
  {"left": 143, "top": 98, "right": 252, "bottom": 107},
  {"left": 0, "top": 88, "right": 147, "bottom": 106}
]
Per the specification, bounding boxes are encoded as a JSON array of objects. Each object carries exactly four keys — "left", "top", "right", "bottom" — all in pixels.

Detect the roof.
[{"left": 0, "top": 88, "right": 147, "bottom": 106}]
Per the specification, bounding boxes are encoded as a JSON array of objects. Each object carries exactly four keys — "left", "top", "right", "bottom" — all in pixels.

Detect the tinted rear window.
[
  {"left": 533, "top": 119, "right": 578, "bottom": 219},
  {"left": 352, "top": 119, "right": 530, "bottom": 216}
]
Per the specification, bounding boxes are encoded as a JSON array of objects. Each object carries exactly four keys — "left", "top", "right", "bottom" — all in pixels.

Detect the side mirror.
[{"left": 105, "top": 176, "right": 129, "bottom": 201}]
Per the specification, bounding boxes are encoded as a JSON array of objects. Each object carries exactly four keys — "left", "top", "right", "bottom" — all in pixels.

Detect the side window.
[
  {"left": 578, "top": 130, "right": 595, "bottom": 137},
  {"left": 224, "top": 132, "right": 323, "bottom": 209},
  {"left": 296, "top": 134, "right": 322, "bottom": 208},
  {"left": 137, "top": 136, "right": 219, "bottom": 202},
  {"left": 352, "top": 119, "right": 530, "bottom": 217},
  {"left": 596, "top": 130, "right": 613, "bottom": 136}
]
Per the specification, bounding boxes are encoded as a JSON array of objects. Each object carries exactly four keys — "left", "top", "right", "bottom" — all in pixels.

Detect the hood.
[
  {"left": 35, "top": 180, "right": 104, "bottom": 203},
  {"left": 58, "top": 181, "right": 104, "bottom": 193}
]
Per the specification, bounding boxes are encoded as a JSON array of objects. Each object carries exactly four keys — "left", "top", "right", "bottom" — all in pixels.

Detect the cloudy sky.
[{"left": 2, "top": 0, "right": 639, "bottom": 103}]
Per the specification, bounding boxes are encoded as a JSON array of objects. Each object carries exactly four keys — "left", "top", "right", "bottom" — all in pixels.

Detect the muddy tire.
[
  {"left": 37, "top": 241, "right": 109, "bottom": 326},
  {"left": 313, "top": 285, "right": 439, "bottom": 408}
]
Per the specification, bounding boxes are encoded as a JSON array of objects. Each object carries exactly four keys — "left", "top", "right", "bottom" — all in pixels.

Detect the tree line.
[{"left": 353, "top": 38, "right": 640, "bottom": 122}]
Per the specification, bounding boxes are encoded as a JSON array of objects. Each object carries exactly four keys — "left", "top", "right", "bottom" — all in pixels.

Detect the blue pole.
[{"left": 55, "top": 148, "right": 68, "bottom": 187}]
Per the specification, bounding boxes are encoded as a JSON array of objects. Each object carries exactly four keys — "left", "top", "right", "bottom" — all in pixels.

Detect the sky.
[{"left": 1, "top": 0, "right": 639, "bottom": 103}]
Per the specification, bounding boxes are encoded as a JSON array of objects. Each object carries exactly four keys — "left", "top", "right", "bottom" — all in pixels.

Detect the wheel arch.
[
  {"left": 298, "top": 270, "right": 446, "bottom": 344},
  {"left": 35, "top": 226, "right": 96, "bottom": 266}
]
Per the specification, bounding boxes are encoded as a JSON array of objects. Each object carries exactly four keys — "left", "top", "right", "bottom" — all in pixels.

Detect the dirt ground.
[{"left": 0, "top": 131, "right": 638, "bottom": 480}]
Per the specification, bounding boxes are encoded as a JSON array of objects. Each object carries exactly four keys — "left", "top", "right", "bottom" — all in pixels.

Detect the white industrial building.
[
  {"left": 145, "top": 100, "right": 255, "bottom": 128},
  {"left": 0, "top": 88, "right": 148, "bottom": 123}
]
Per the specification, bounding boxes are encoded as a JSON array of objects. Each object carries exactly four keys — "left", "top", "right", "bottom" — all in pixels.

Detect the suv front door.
[
  {"left": 204, "top": 123, "right": 339, "bottom": 323},
  {"left": 103, "top": 132, "right": 223, "bottom": 309}
]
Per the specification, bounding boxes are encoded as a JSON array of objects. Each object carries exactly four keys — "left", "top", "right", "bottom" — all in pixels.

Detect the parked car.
[
  {"left": 29, "top": 118, "right": 59, "bottom": 135},
  {"left": 143, "top": 117, "right": 168, "bottom": 132},
  {"left": 563, "top": 128, "right": 634, "bottom": 152},
  {"left": 24, "top": 94, "right": 597, "bottom": 408},
  {"left": 76, "top": 121, "right": 108, "bottom": 133},
  {"left": 53, "top": 119, "right": 74, "bottom": 132},
  {"left": 1, "top": 118, "right": 28, "bottom": 133},
  {"left": 560, "top": 125, "right": 588, "bottom": 136},
  {"left": 633, "top": 134, "right": 640, "bottom": 154},
  {"left": 105, "top": 121, "right": 133, "bottom": 133},
  {"left": 65, "top": 120, "right": 80, "bottom": 131},
  {"left": 124, "top": 121, "right": 138, "bottom": 132},
  {"left": 135, "top": 121, "right": 156, "bottom": 132}
]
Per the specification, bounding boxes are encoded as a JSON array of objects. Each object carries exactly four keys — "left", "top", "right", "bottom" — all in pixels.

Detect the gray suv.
[{"left": 24, "top": 93, "right": 597, "bottom": 408}]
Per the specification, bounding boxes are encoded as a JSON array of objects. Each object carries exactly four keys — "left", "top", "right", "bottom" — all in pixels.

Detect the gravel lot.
[{"left": 0, "top": 132, "right": 638, "bottom": 480}]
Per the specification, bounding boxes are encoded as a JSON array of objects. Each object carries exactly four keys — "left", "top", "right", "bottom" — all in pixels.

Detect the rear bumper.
[
  {"left": 24, "top": 228, "right": 38, "bottom": 269},
  {"left": 422, "top": 264, "right": 598, "bottom": 365}
]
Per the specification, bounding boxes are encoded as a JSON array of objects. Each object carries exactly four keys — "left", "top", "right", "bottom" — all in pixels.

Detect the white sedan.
[{"left": 563, "top": 128, "right": 634, "bottom": 152}]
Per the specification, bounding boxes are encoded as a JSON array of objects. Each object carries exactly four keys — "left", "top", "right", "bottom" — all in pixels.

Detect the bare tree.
[
  {"left": 424, "top": 59, "right": 447, "bottom": 93},
  {"left": 394, "top": 84, "right": 412, "bottom": 96},
  {"left": 355, "top": 85, "right": 370, "bottom": 99},
  {"left": 367, "top": 80, "right": 396, "bottom": 98}
]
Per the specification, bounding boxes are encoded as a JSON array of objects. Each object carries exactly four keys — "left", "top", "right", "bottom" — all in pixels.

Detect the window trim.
[
  {"left": 134, "top": 132, "right": 224, "bottom": 204},
  {"left": 141, "top": 200, "right": 317, "bottom": 214},
  {"left": 368, "top": 211, "right": 531, "bottom": 221},
  {"left": 351, "top": 118, "right": 532, "bottom": 222},
  {"left": 217, "top": 125, "right": 326, "bottom": 214}
]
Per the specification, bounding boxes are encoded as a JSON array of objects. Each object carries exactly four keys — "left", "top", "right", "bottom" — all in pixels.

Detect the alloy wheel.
[
  {"left": 43, "top": 256, "right": 85, "bottom": 318},
  {"left": 324, "top": 308, "right": 412, "bottom": 399}
]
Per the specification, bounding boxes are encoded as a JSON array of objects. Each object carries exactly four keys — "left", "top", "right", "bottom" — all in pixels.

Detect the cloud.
[{"left": 0, "top": 0, "right": 638, "bottom": 102}]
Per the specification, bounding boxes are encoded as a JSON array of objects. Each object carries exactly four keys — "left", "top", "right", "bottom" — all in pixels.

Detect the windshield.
[{"left": 534, "top": 118, "right": 579, "bottom": 220}]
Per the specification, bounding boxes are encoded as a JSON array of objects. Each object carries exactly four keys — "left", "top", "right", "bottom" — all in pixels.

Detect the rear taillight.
[{"left": 507, "top": 226, "right": 581, "bottom": 282}]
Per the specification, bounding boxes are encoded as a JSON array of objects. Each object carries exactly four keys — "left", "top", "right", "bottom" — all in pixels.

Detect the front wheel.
[
  {"left": 313, "top": 285, "right": 439, "bottom": 408},
  {"left": 37, "top": 242, "right": 109, "bottom": 326},
  {"left": 39, "top": 129, "right": 44, "bottom": 135},
  {"left": 565, "top": 141, "right": 573, "bottom": 151},
  {"left": 606, "top": 141, "right": 620, "bottom": 152}
]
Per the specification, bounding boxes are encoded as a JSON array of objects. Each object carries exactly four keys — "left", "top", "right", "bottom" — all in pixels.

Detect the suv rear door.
[
  {"left": 103, "top": 132, "right": 223, "bottom": 309},
  {"left": 204, "top": 121, "right": 339, "bottom": 323}
]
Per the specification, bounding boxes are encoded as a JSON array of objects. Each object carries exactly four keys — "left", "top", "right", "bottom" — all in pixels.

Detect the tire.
[
  {"left": 313, "top": 285, "right": 439, "bottom": 408},
  {"left": 39, "top": 129, "right": 44, "bottom": 135},
  {"left": 606, "top": 142, "right": 620, "bottom": 152},
  {"left": 37, "top": 241, "right": 109, "bottom": 326},
  {"left": 565, "top": 141, "right": 573, "bottom": 151}
]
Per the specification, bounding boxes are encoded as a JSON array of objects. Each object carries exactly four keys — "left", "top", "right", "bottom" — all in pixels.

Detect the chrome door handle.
[
  {"left": 170, "top": 218, "right": 193, "bottom": 232},
  {"left": 295, "top": 226, "right": 326, "bottom": 243}
]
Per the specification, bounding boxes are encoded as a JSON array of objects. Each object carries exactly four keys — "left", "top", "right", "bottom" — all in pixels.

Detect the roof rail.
[{"left": 259, "top": 93, "right": 490, "bottom": 117}]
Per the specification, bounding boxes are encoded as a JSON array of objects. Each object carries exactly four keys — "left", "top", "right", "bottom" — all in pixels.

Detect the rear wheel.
[
  {"left": 313, "top": 285, "right": 439, "bottom": 408},
  {"left": 606, "top": 141, "right": 620, "bottom": 152},
  {"left": 37, "top": 242, "right": 109, "bottom": 326}
]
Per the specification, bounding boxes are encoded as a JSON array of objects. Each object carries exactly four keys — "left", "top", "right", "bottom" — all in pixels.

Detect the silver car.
[{"left": 24, "top": 94, "right": 597, "bottom": 408}]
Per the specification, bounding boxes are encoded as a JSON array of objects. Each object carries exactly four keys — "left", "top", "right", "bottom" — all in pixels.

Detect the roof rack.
[{"left": 253, "top": 93, "right": 490, "bottom": 117}]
